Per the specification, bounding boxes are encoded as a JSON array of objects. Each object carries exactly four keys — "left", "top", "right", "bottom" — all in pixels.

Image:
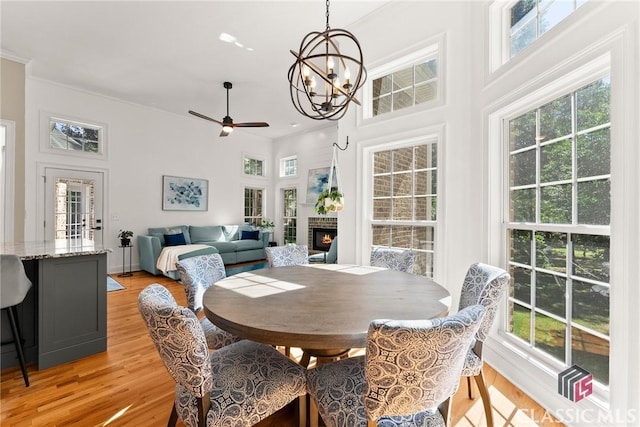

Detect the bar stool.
[{"left": 1, "top": 254, "right": 33, "bottom": 386}]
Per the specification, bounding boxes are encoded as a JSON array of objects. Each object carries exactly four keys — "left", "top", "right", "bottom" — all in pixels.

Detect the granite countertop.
[{"left": 0, "top": 241, "right": 112, "bottom": 260}]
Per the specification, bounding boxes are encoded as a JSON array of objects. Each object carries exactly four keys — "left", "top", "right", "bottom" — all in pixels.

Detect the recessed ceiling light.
[
  {"left": 290, "top": 123, "right": 299, "bottom": 127},
  {"left": 219, "top": 32, "right": 237, "bottom": 43}
]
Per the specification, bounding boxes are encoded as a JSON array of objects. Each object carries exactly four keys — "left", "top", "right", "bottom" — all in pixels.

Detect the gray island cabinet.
[{"left": 1, "top": 242, "right": 110, "bottom": 370}]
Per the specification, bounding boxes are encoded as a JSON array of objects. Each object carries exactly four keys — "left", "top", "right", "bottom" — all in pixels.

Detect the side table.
[{"left": 118, "top": 245, "right": 133, "bottom": 277}]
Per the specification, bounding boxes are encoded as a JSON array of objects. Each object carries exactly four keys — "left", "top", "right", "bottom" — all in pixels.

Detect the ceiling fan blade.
[
  {"left": 219, "top": 129, "right": 230, "bottom": 137},
  {"left": 188, "top": 110, "right": 223, "bottom": 126},
  {"left": 233, "top": 122, "right": 270, "bottom": 128}
]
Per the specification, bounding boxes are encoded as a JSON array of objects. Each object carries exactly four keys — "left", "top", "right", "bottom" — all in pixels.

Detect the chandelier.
[{"left": 288, "top": 0, "right": 367, "bottom": 121}]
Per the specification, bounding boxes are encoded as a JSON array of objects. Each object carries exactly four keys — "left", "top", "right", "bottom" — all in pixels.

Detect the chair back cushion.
[
  {"left": 370, "top": 248, "right": 416, "bottom": 273},
  {"left": 458, "top": 262, "right": 510, "bottom": 342},
  {"left": 364, "top": 304, "right": 486, "bottom": 420},
  {"left": 326, "top": 236, "right": 338, "bottom": 264},
  {"left": 176, "top": 253, "right": 226, "bottom": 313},
  {"left": 0, "top": 254, "right": 33, "bottom": 309},
  {"left": 265, "top": 245, "right": 309, "bottom": 267},
  {"left": 138, "top": 284, "right": 212, "bottom": 398}
]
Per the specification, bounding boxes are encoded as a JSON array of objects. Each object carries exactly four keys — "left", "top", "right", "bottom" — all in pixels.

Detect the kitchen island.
[{"left": 1, "top": 241, "right": 110, "bottom": 370}]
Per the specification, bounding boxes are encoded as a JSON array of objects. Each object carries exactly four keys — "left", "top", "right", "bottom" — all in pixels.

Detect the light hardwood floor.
[{"left": 0, "top": 271, "right": 563, "bottom": 427}]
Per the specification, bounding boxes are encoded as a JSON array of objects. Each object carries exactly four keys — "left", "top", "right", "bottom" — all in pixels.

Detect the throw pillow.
[
  {"left": 164, "top": 232, "right": 186, "bottom": 246},
  {"left": 241, "top": 230, "right": 260, "bottom": 240}
]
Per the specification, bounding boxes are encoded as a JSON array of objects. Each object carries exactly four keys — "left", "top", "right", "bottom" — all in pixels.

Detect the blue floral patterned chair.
[
  {"left": 175, "top": 254, "right": 242, "bottom": 350},
  {"left": 306, "top": 305, "right": 486, "bottom": 427},
  {"left": 138, "top": 284, "right": 308, "bottom": 427},
  {"left": 457, "top": 262, "right": 510, "bottom": 427},
  {"left": 266, "top": 245, "right": 309, "bottom": 267},
  {"left": 369, "top": 247, "right": 415, "bottom": 274}
]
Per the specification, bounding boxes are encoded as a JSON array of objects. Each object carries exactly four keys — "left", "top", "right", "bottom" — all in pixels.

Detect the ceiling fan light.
[{"left": 222, "top": 125, "right": 234, "bottom": 133}]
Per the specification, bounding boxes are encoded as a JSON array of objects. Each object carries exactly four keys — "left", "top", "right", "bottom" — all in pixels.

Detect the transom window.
[
  {"left": 49, "top": 118, "right": 103, "bottom": 155},
  {"left": 505, "top": 76, "right": 610, "bottom": 386},
  {"left": 280, "top": 156, "right": 297, "bottom": 177},
  {"left": 371, "top": 59, "right": 438, "bottom": 117},
  {"left": 244, "top": 156, "right": 264, "bottom": 176},
  {"left": 370, "top": 140, "right": 437, "bottom": 277},
  {"left": 510, "top": 0, "right": 586, "bottom": 58}
]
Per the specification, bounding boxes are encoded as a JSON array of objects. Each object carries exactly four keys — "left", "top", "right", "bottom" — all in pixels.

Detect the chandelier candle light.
[{"left": 288, "top": 0, "right": 367, "bottom": 120}]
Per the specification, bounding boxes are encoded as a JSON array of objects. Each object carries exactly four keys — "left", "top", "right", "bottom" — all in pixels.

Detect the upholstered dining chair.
[
  {"left": 138, "top": 284, "right": 308, "bottom": 427},
  {"left": 175, "top": 254, "right": 242, "bottom": 350},
  {"left": 0, "top": 254, "right": 33, "bottom": 387},
  {"left": 458, "top": 262, "right": 510, "bottom": 427},
  {"left": 369, "top": 247, "right": 416, "bottom": 273},
  {"left": 306, "top": 305, "right": 486, "bottom": 427},
  {"left": 308, "top": 236, "right": 338, "bottom": 264},
  {"left": 266, "top": 245, "right": 309, "bottom": 267}
]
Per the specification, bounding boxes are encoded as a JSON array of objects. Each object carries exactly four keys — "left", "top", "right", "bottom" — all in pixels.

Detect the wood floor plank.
[{"left": 1, "top": 270, "right": 561, "bottom": 426}]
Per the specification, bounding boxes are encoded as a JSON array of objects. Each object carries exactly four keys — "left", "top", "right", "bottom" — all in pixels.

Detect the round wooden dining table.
[{"left": 202, "top": 264, "right": 451, "bottom": 359}]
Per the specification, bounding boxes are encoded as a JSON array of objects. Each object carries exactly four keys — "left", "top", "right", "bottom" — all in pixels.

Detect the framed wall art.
[
  {"left": 162, "top": 175, "right": 208, "bottom": 211},
  {"left": 306, "top": 167, "right": 339, "bottom": 203}
]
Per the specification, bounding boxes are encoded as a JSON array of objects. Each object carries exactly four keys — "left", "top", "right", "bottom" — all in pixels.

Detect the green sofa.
[{"left": 138, "top": 224, "right": 270, "bottom": 279}]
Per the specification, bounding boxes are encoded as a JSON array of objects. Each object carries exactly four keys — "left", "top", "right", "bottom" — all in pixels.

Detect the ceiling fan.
[{"left": 188, "top": 81, "right": 269, "bottom": 137}]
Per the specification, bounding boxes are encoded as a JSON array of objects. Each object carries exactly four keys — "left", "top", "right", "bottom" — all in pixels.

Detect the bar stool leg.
[{"left": 5, "top": 306, "right": 29, "bottom": 387}]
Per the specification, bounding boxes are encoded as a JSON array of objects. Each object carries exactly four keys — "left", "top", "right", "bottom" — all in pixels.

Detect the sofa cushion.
[
  {"left": 164, "top": 232, "right": 186, "bottom": 246},
  {"left": 190, "top": 225, "right": 224, "bottom": 243},
  {"left": 223, "top": 223, "right": 254, "bottom": 242},
  {"left": 209, "top": 241, "right": 238, "bottom": 254},
  {"left": 234, "top": 239, "right": 264, "bottom": 251},
  {"left": 241, "top": 230, "right": 260, "bottom": 240},
  {"left": 148, "top": 225, "right": 191, "bottom": 246}
]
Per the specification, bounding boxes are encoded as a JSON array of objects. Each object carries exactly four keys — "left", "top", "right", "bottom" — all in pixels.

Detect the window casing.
[
  {"left": 370, "top": 139, "right": 437, "bottom": 277},
  {"left": 280, "top": 156, "right": 297, "bottom": 177},
  {"left": 282, "top": 188, "right": 297, "bottom": 244},
  {"left": 243, "top": 187, "right": 264, "bottom": 226},
  {"left": 504, "top": 76, "right": 611, "bottom": 387},
  {"left": 491, "top": 0, "right": 588, "bottom": 70},
  {"left": 363, "top": 41, "right": 442, "bottom": 121}
]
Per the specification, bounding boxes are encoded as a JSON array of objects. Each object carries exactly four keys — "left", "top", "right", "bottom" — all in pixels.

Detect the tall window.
[
  {"left": 243, "top": 187, "right": 263, "bottom": 226},
  {"left": 371, "top": 140, "right": 437, "bottom": 277},
  {"left": 505, "top": 76, "right": 610, "bottom": 386},
  {"left": 510, "top": 0, "right": 586, "bottom": 58},
  {"left": 371, "top": 59, "right": 438, "bottom": 117},
  {"left": 244, "top": 156, "right": 264, "bottom": 176},
  {"left": 282, "top": 188, "right": 297, "bottom": 244},
  {"left": 280, "top": 156, "right": 297, "bottom": 177},
  {"left": 49, "top": 118, "right": 103, "bottom": 155}
]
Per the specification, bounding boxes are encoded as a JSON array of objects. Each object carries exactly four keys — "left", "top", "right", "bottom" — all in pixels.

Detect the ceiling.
[{"left": 0, "top": 0, "right": 389, "bottom": 140}]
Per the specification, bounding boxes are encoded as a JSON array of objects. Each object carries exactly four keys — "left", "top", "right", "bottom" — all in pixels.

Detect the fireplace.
[{"left": 312, "top": 228, "right": 337, "bottom": 252}]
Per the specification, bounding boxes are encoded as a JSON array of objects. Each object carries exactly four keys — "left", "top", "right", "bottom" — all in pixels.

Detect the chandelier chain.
[{"left": 325, "top": 0, "right": 331, "bottom": 31}]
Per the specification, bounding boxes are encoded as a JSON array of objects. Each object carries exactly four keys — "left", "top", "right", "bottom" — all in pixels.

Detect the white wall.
[
  {"left": 346, "top": 1, "right": 478, "bottom": 297},
  {"left": 272, "top": 125, "right": 337, "bottom": 246},
  {"left": 24, "top": 77, "right": 272, "bottom": 273}
]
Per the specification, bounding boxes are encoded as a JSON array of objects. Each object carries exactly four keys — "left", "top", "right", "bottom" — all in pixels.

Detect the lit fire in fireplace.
[{"left": 322, "top": 234, "right": 333, "bottom": 245}]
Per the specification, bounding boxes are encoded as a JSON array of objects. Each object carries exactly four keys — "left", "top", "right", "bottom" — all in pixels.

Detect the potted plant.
[
  {"left": 259, "top": 218, "right": 275, "bottom": 231},
  {"left": 314, "top": 188, "right": 344, "bottom": 215},
  {"left": 118, "top": 229, "right": 134, "bottom": 246}
]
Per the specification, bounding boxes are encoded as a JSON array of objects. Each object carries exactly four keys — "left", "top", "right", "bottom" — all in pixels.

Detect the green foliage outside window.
[{"left": 507, "top": 77, "right": 611, "bottom": 385}]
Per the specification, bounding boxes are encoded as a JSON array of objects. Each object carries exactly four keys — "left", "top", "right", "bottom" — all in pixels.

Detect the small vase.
[{"left": 120, "top": 238, "right": 131, "bottom": 247}]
